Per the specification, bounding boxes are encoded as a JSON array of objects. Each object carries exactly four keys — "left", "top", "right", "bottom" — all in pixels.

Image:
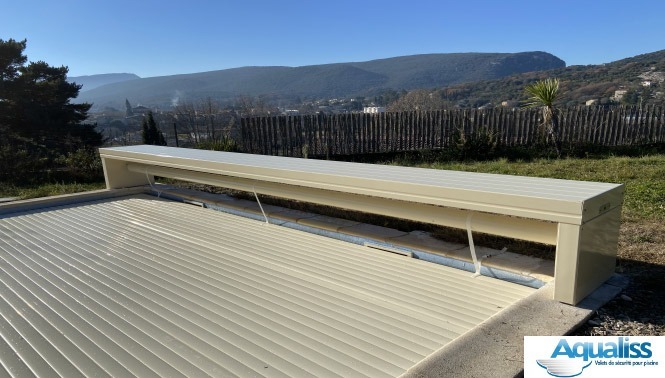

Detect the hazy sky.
[{"left": 2, "top": 0, "right": 664, "bottom": 78}]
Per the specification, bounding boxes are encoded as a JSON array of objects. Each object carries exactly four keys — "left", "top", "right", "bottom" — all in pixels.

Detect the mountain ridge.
[
  {"left": 75, "top": 51, "right": 565, "bottom": 110},
  {"left": 433, "top": 49, "right": 665, "bottom": 107},
  {"left": 68, "top": 73, "right": 140, "bottom": 92}
]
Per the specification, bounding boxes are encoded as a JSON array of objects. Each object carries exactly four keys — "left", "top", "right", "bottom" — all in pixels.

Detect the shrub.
[
  {"left": 195, "top": 136, "right": 240, "bottom": 152},
  {"left": 449, "top": 127, "right": 499, "bottom": 161},
  {"left": 55, "top": 148, "right": 104, "bottom": 182}
]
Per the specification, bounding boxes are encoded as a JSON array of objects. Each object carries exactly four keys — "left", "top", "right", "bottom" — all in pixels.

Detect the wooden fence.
[{"left": 240, "top": 105, "right": 665, "bottom": 157}]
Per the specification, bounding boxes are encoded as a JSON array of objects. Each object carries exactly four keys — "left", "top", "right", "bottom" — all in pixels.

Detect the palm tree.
[{"left": 523, "top": 78, "right": 561, "bottom": 157}]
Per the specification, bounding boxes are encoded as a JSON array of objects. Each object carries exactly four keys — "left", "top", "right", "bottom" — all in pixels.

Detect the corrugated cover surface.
[{"left": 0, "top": 195, "right": 534, "bottom": 377}]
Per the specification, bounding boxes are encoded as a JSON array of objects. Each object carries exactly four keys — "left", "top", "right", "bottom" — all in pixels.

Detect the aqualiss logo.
[{"left": 524, "top": 336, "right": 663, "bottom": 377}]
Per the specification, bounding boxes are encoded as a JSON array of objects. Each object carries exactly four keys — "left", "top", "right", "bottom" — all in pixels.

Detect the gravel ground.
[
  {"left": 574, "top": 221, "right": 665, "bottom": 337},
  {"left": 573, "top": 266, "right": 665, "bottom": 336}
]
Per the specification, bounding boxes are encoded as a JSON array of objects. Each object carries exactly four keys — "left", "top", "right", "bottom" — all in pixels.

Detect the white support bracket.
[
  {"left": 466, "top": 213, "right": 481, "bottom": 277},
  {"left": 252, "top": 187, "right": 270, "bottom": 225},
  {"left": 145, "top": 168, "right": 162, "bottom": 198}
]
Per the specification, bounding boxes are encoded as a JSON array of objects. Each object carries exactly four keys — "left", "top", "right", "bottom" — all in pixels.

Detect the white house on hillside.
[{"left": 363, "top": 106, "right": 386, "bottom": 114}]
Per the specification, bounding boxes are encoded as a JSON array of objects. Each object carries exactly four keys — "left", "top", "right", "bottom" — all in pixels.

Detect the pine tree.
[
  {"left": 141, "top": 111, "right": 166, "bottom": 145},
  {"left": 1, "top": 38, "right": 101, "bottom": 181},
  {"left": 125, "top": 99, "right": 133, "bottom": 117}
]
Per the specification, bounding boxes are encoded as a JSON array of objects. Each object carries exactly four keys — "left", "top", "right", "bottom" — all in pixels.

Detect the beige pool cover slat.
[{"left": 0, "top": 195, "right": 534, "bottom": 377}]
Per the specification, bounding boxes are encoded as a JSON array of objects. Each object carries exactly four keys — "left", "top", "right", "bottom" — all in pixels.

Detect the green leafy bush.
[
  {"left": 55, "top": 148, "right": 104, "bottom": 182},
  {"left": 195, "top": 136, "right": 239, "bottom": 152},
  {"left": 449, "top": 127, "right": 499, "bottom": 160}
]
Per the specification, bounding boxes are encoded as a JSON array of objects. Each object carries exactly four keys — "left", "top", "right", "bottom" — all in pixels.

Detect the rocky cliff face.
[{"left": 489, "top": 52, "right": 565, "bottom": 78}]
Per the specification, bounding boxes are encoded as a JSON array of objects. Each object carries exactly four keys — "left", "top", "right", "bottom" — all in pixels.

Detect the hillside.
[
  {"left": 436, "top": 49, "right": 665, "bottom": 107},
  {"left": 68, "top": 73, "right": 140, "bottom": 92},
  {"left": 75, "top": 52, "right": 564, "bottom": 110}
]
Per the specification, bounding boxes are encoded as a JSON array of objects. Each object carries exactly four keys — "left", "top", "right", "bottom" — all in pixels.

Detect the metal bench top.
[{"left": 99, "top": 145, "right": 624, "bottom": 224}]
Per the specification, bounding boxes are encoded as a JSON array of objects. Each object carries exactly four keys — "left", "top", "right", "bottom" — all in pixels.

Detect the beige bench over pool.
[{"left": 100, "top": 145, "right": 624, "bottom": 305}]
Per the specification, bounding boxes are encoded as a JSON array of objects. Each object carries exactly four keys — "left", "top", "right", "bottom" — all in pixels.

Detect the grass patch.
[{"left": 0, "top": 181, "right": 106, "bottom": 200}]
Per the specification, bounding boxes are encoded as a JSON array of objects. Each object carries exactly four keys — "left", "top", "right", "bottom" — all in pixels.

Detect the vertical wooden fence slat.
[
  {"left": 561, "top": 107, "right": 570, "bottom": 145},
  {"left": 600, "top": 108, "right": 609, "bottom": 145},
  {"left": 512, "top": 110, "right": 519, "bottom": 145},
  {"left": 653, "top": 106, "right": 665, "bottom": 143},
  {"left": 567, "top": 107, "right": 575, "bottom": 146},
  {"left": 527, "top": 108, "right": 535, "bottom": 145},
  {"left": 396, "top": 111, "right": 401, "bottom": 151},
  {"left": 650, "top": 105, "right": 657, "bottom": 143},
  {"left": 590, "top": 107, "right": 599, "bottom": 144},
  {"left": 560, "top": 108, "right": 568, "bottom": 144},
  {"left": 361, "top": 112, "right": 366, "bottom": 154},
  {"left": 415, "top": 111, "right": 421, "bottom": 150},
  {"left": 418, "top": 110, "right": 423, "bottom": 150},
  {"left": 439, "top": 110, "right": 451, "bottom": 149},
  {"left": 517, "top": 110, "right": 526, "bottom": 145},
  {"left": 404, "top": 111, "right": 410, "bottom": 151},
  {"left": 578, "top": 106, "right": 587, "bottom": 145},
  {"left": 358, "top": 112, "right": 363, "bottom": 154},
  {"left": 520, "top": 109, "right": 527, "bottom": 145},
  {"left": 612, "top": 106, "right": 619, "bottom": 146},
  {"left": 349, "top": 113, "right": 356, "bottom": 154},
  {"left": 638, "top": 105, "right": 647, "bottom": 144},
  {"left": 623, "top": 106, "right": 632, "bottom": 145},
  {"left": 240, "top": 117, "right": 248, "bottom": 152},
  {"left": 385, "top": 112, "right": 392, "bottom": 152},
  {"left": 528, "top": 108, "right": 536, "bottom": 145},
  {"left": 434, "top": 110, "right": 441, "bottom": 148},
  {"left": 594, "top": 111, "right": 611, "bottom": 145},
  {"left": 531, "top": 108, "right": 540, "bottom": 144},
  {"left": 614, "top": 107, "right": 623, "bottom": 146},
  {"left": 347, "top": 113, "right": 354, "bottom": 154},
  {"left": 264, "top": 116, "right": 271, "bottom": 155},
  {"left": 653, "top": 106, "right": 659, "bottom": 143},
  {"left": 271, "top": 116, "right": 278, "bottom": 155},
  {"left": 411, "top": 111, "right": 417, "bottom": 151},
  {"left": 287, "top": 115, "right": 294, "bottom": 156}
]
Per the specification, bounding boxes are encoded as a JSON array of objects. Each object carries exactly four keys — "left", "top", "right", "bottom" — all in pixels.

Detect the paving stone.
[
  {"left": 269, "top": 209, "right": 318, "bottom": 222},
  {"left": 338, "top": 222, "right": 408, "bottom": 242},
  {"left": 388, "top": 230, "right": 466, "bottom": 256}
]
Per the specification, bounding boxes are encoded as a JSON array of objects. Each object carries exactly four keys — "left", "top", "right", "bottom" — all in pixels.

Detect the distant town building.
[
  {"left": 585, "top": 99, "right": 598, "bottom": 106},
  {"left": 611, "top": 90, "right": 628, "bottom": 102},
  {"left": 363, "top": 106, "right": 386, "bottom": 114},
  {"left": 132, "top": 105, "right": 151, "bottom": 116},
  {"left": 501, "top": 100, "right": 519, "bottom": 107},
  {"left": 642, "top": 81, "right": 653, "bottom": 87},
  {"left": 284, "top": 109, "right": 300, "bottom": 116}
]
